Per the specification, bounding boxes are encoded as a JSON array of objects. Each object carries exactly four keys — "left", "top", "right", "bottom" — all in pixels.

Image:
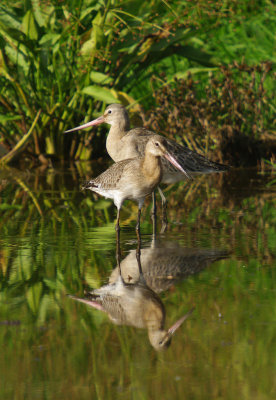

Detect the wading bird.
[
  {"left": 68, "top": 236, "right": 194, "bottom": 351},
  {"left": 66, "top": 104, "right": 229, "bottom": 225},
  {"left": 82, "top": 135, "right": 187, "bottom": 231}
]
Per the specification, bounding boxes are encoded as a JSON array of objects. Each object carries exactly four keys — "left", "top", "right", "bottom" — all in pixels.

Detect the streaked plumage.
[
  {"left": 109, "top": 242, "right": 229, "bottom": 293},
  {"left": 82, "top": 135, "right": 187, "bottom": 230},
  {"left": 68, "top": 264, "right": 194, "bottom": 351},
  {"left": 65, "top": 103, "right": 229, "bottom": 185}
]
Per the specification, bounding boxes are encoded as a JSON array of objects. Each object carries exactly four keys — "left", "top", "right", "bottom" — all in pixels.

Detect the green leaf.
[
  {"left": 5, "top": 46, "right": 29, "bottom": 72},
  {"left": 0, "top": 26, "right": 29, "bottom": 47},
  {"left": 39, "top": 33, "right": 61, "bottom": 46},
  {"left": 80, "top": 7, "right": 99, "bottom": 20},
  {"left": 43, "top": 278, "right": 58, "bottom": 290},
  {"left": 90, "top": 71, "right": 113, "bottom": 85},
  {"left": 0, "top": 114, "right": 21, "bottom": 122},
  {"left": 21, "top": 10, "right": 38, "bottom": 41},
  {"left": 0, "top": 8, "right": 21, "bottom": 30},
  {"left": 0, "top": 204, "right": 22, "bottom": 210},
  {"left": 26, "top": 282, "right": 43, "bottom": 313},
  {"left": 173, "top": 67, "right": 218, "bottom": 80},
  {"left": 80, "top": 11, "right": 104, "bottom": 57},
  {"left": 32, "top": 0, "right": 51, "bottom": 28},
  {"left": 82, "top": 85, "right": 118, "bottom": 103}
]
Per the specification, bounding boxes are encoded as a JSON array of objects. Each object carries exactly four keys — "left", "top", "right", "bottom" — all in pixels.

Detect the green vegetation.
[
  {"left": 0, "top": 0, "right": 275, "bottom": 164},
  {"left": 146, "top": 62, "right": 275, "bottom": 166},
  {"left": 1, "top": 3, "right": 275, "bottom": 396}
]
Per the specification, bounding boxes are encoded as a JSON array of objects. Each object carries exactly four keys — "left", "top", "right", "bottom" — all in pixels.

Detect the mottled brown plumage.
[
  {"left": 82, "top": 135, "right": 187, "bottom": 231},
  {"left": 109, "top": 242, "right": 230, "bottom": 293},
  {"left": 66, "top": 104, "right": 229, "bottom": 226},
  {"left": 66, "top": 103, "right": 229, "bottom": 184},
  {"left": 68, "top": 255, "right": 194, "bottom": 351}
]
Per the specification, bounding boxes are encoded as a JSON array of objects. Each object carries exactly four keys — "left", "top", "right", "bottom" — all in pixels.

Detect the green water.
[{"left": 0, "top": 165, "right": 275, "bottom": 399}]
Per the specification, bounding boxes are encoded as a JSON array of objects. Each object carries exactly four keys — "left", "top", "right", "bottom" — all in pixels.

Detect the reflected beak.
[
  {"left": 167, "top": 307, "right": 195, "bottom": 337},
  {"left": 164, "top": 152, "right": 191, "bottom": 179},
  {"left": 64, "top": 115, "right": 105, "bottom": 133}
]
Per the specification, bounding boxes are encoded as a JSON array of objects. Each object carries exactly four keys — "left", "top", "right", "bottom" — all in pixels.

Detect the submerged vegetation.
[{"left": 0, "top": 0, "right": 275, "bottom": 165}]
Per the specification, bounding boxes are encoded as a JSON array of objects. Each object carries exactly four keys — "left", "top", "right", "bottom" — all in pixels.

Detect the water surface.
[{"left": 0, "top": 165, "right": 275, "bottom": 399}]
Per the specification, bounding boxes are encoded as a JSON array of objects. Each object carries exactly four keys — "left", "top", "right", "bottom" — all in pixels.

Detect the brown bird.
[
  {"left": 68, "top": 280, "right": 194, "bottom": 351},
  {"left": 82, "top": 135, "right": 187, "bottom": 231},
  {"left": 66, "top": 104, "right": 229, "bottom": 220},
  {"left": 68, "top": 240, "right": 194, "bottom": 351},
  {"left": 109, "top": 241, "right": 230, "bottom": 293}
]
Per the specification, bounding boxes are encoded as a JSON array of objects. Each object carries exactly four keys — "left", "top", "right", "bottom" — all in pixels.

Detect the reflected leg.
[
  {"left": 158, "top": 186, "right": 168, "bottom": 233},
  {"left": 152, "top": 208, "right": 157, "bottom": 240},
  {"left": 135, "top": 225, "right": 145, "bottom": 283},
  {"left": 116, "top": 224, "right": 121, "bottom": 276}
]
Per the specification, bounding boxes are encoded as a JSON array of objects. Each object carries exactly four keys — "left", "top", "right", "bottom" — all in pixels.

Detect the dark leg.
[
  {"left": 136, "top": 225, "right": 145, "bottom": 284},
  {"left": 151, "top": 191, "right": 157, "bottom": 220},
  {"left": 152, "top": 208, "right": 157, "bottom": 239},
  {"left": 116, "top": 223, "right": 122, "bottom": 277},
  {"left": 115, "top": 208, "right": 120, "bottom": 233},
  {"left": 136, "top": 208, "right": 141, "bottom": 234}
]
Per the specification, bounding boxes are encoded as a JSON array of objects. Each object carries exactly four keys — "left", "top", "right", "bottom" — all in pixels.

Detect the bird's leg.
[
  {"left": 160, "top": 220, "right": 167, "bottom": 234},
  {"left": 136, "top": 226, "right": 145, "bottom": 283},
  {"left": 136, "top": 208, "right": 141, "bottom": 234},
  {"left": 151, "top": 192, "right": 157, "bottom": 236},
  {"left": 152, "top": 209, "right": 157, "bottom": 239},
  {"left": 116, "top": 223, "right": 122, "bottom": 277},
  {"left": 151, "top": 191, "right": 157, "bottom": 221},
  {"left": 115, "top": 208, "right": 121, "bottom": 233},
  {"left": 158, "top": 186, "right": 168, "bottom": 233}
]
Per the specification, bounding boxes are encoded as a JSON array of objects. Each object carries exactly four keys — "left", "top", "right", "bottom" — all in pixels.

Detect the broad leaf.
[
  {"left": 21, "top": 10, "right": 38, "bottom": 41},
  {"left": 82, "top": 85, "right": 118, "bottom": 103}
]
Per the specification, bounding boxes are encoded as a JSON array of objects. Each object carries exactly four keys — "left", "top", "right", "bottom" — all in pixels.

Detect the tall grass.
[
  {"left": 0, "top": 0, "right": 216, "bottom": 163},
  {"left": 0, "top": 0, "right": 275, "bottom": 163}
]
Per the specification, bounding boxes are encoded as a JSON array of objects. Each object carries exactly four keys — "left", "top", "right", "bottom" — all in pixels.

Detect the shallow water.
[{"left": 0, "top": 165, "right": 275, "bottom": 399}]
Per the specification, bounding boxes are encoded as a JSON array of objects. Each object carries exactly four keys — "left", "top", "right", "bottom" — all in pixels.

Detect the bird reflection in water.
[
  {"left": 109, "top": 237, "right": 229, "bottom": 293},
  {"left": 69, "top": 230, "right": 228, "bottom": 350}
]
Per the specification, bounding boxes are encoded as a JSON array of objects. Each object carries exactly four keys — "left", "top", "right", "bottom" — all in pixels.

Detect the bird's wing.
[
  {"left": 165, "top": 138, "right": 229, "bottom": 173},
  {"left": 82, "top": 158, "right": 139, "bottom": 190}
]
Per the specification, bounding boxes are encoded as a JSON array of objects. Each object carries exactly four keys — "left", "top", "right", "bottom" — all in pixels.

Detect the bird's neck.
[
  {"left": 141, "top": 153, "right": 163, "bottom": 187},
  {"left": 106, "top": 120, "right": 130, "bottom": 161},
  {"left": 144, "top": 295, "right": 165, "bottom": 331}
]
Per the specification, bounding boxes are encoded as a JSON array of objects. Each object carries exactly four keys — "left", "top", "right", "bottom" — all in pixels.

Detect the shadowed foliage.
[{"left": 144, "top": 62, "right": 275, "bottom": 167}]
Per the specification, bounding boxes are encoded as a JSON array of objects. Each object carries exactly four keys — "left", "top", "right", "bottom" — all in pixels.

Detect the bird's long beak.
[
  {"left": 164, "top": 152, "right": 191, "bottom": 179},
  {"left": 167, "top": 307, "right": 195, "bottom": 337},
  {"left": 67, "top": 294, "right": 104, "bottom": 311},
  {"left": 64, "top": 115, "right": 105, "bottom": 133}
]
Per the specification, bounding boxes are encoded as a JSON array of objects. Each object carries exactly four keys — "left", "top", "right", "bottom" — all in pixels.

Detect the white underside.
[{"left": 90, "top": 187, "right": 145, "bottom": 210}]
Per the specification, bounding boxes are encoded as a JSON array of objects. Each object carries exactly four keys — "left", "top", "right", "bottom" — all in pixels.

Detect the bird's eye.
[
  {"left": 155, "top": 142, "right": 159, "bottom": 147},
  {"left": 107, "top": 109, "right": 112, "bottom": 114}
]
